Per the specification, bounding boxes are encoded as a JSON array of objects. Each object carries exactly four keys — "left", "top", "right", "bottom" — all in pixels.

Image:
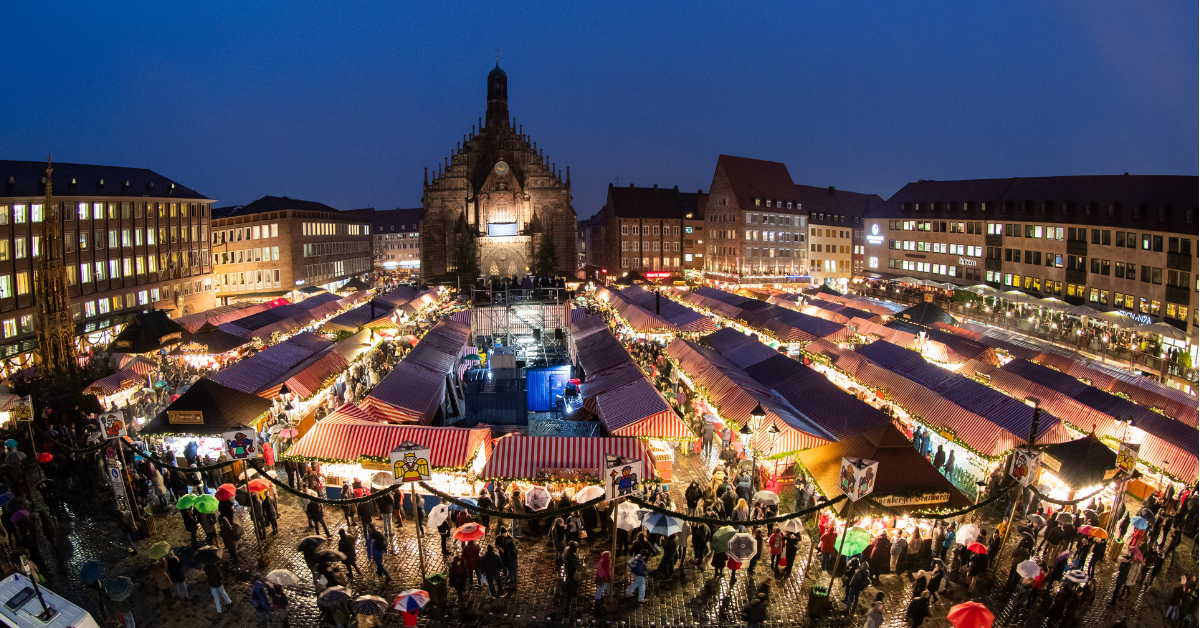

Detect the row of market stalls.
[
  {"left": 595, "top": 285, "right": 716, "bottom": 335},
  {"left": 671, "top": 287, "right": 851, "bottom": 346},
  {"left": 360, "top": 318, "right": 473, "bottom": 425},
  {"left": 216, "top": 291, "right": 370, "bottom": 342}
]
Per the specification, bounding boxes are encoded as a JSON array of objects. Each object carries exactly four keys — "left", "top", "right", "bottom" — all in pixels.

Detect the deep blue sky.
[{"left": 3, "top": 2, "right": 1195, "bottom": 218}]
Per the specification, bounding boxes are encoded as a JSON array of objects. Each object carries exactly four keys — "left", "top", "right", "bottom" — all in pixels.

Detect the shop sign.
[
  {"left": 360, "top": 459, "right": 391, "bottom": 473},
  {"left": 98, "top": 411, "right": 127, "bottom": 439},
  {"left": 1040, "top": 455, "right": 1062, "bottom": 474},
  {"left": 159, "top": 332, "right": 183, "bottom": 344},
  {"left": 604, "top": 455, "right": 644, "bottom": 500},
  {"left": 168, "top": 410, "right": 204, "bottom": 425},
  {"left": 865, "top": 224, "right": 885, "bottom": 245},
  {"left": 958, "top": 258, "right": 977, "bottom": 267},
  {"left": 1115, "top": 442, "right": 1140, "bottom": 479},
  {"left": 838, "top": 457, "right": 880, "bottom": 502},
  {"left": 108, "top": 462, "right": 130, "bottom": 514},
  {"left": 222, "top": 426, "right": 260, "bottom": 460},
  {"left": 1009, "top": 448, "right": 1042, "bottom": 487},
  {"left": 874, "top": 492, "right": 950, "bottom": 507},
  {"left": 11, "top": 396, "right": 32, "bottom": 422},
  {"left": 538, "top": 468, "right": 599, "bottom": 483},
  {"left": 390, "top": 441, "right": 432, "bottom": 483}
]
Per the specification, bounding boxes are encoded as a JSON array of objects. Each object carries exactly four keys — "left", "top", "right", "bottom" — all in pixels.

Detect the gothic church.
[{"left": 419, "top": 64, "right": 577, "bottom": 283}]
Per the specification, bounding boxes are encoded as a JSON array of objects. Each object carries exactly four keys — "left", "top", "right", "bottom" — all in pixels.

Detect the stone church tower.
[{"left": 420, "top": 63, "right": 577, "bottom": 284}]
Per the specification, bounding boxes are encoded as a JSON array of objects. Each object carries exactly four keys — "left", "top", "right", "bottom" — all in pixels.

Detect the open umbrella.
[
  {"left": 298, "top": 535, "right": 327, "bottom": 552},
  {"left": 105, "top": 576, "right": 133, "bottom": 602},
  {"left": 612, "top": 501, "right": 641, "bottom": 531},
  {"left": 1063, "top": 570, "right": 1088, "bottom": 585},
  {"left": 727, "top": 532, "right": 758, "bottom": 562},
  {"left": 780, "top": 519, "right": 805, "bottom": 534},
  {"left": 1055, "top": 512, "right": 1074, "bottom": 523},
  {"left": 80, "top": 561, "right": 104, "bottom": 584},
  {"left": 453, "top": 523, "right": 486, "bottom": 542},
  {"left": 247, "top": 479, "right": 272, "bottom": 493},
  {"left": 265, "top": 570, "right": 300, "bottom": 586},
  {"left": 1130, "top": 516, "right": 1149, "bottom": 530},
  {"left": 317, "top": 586, "right": 352, "bottom": 608},
  {"left": 0, "top": 494, "right": 12, "bottom": 508},
  {"left": 947, "top": 601, "right": 995, "bottom": 628},
  {"left": 370, "top": 473, "right": 393, "bottom": 490},
  {"left": 175, "top": 494, "right": 197, "bottom": 510},
  {"left": 1089, "top": 528, "right": 1109, "bottom": 540},
  {"left": 1015, "top": 560, "right": 1040, "bottom": 579},
  {"left": 426, "top": 504, "right": 451, "bottom": 530},
  {"left": 1129, "top": 547, "right": 1144, "bottom": 562},
  {"left": 195, "top": 546, "right": 223, "bottom": 565},
  {"left": 147, "top": 541, "right": 172, "bottom": 560},
  {"left": 313, "top": 549, "right": 348, "bottom": 564},
  {"left": 353, "top": 595, "right": 389, "bottom": 616},
  {"left": 639, "top": 512, "right": 682, "bottom": 537},
  {"left": 214, "top": 487, "right": 236, "bottom": 502},
  {"left": 393, "top": 590, "right": 430, "bottom": 612},
  {"left": 574, "top": 485, "right": 605, "bottom": 503},
  {"left": 955, "top": 524, "right": 981, "bottom": 545},
  {"left": 1027, "top": 514, "right": 1045, "bottom": 526},
  {"left": 1055, "top": 550, "right": 1071, "bottom": 563},
  {"left": 836, "top": 528, "right": 872, "bottom": 556},
  {"left": 3, "top": 439, "right": 15, "bottom": 448},
  {"left": 9, "top": 510, "right": 29, "bottom": 523},
  {"left": 711, "top": 526, "right": 737, "bottom": 553},
  {"left": 524, "top": 486, "right": 551, "bottom": 511},
  {"left": 35, "top": 453, "right": 52, "bottom": 464},
  {"left": 1077, "top": 525, "right": 1093, "bottom": 536},
  {"left": 966, "top": 542, "right": 988, "bottom": 555},
  {"left": 193, "top": 494, "right": 219, "bottom": 514},
  {"left": 752, "top": 490, "right": 780, "bottom": 506}
]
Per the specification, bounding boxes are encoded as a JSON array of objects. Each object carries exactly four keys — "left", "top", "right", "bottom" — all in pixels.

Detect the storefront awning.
[
  {"left": 481, "top": 435, "right": 659, "bottom": 481},
  {"left": 593, "top": 380, "right": 694, "bottom": 440},
  {"left": 285, "top": 420, "right": 491, "bottom": 470}
]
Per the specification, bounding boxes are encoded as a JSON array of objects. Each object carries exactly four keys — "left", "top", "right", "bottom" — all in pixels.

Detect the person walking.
[
  {"left": 165, "top": 551, "right": 188, "bottom": 600},
  {"left": 262, "top": 491, "right": 279, "bottom": 534},
  {"left": 498, "top": 528, "right": 519, "bottom": 589},
  {"left": 306, "top": 499, "right": 331, "bottom": 536},
  {"left": 844, "top": 563, "right": 870, "bottom": 614},
  {"left": 594, "top": 551, "right": 612, "bottom": 601},
  {"left": 783, "top": 532, "right": 800, "bottom": 577},
  {"left": 337, "top": 529, "right": 361, "bottom": 577},
  {"left": 356, "top": 496, "right": 376, "bottom": 530},
  {"left": 219, "top": 517, "right": 240, "bottom": 565},
  {"left": 463, "top": 539, "right": 481, "bottom": 586},
  {"left": 1109, "top": 555, "right": 1134, "bottom": 605},
  {"left": 626, "top": 553, "right": 648, "bottom": 602},
  {"left": 204, "top": 562, "right": 233, "bottom": 613},
  {"left": 906, "top": 591, "right": 931, "bottom": 628},
  {"left": 448, "top": 556, "right": 469, "bottom": 607},
  {"left": 366, "top": 524, "right": 391, "bottom": 584},
  {"left": 864, "top": 598, "right": 885, "bottom": 628},
  {"left": 510, "top": 489, "right": 525, "bottom": 537},
  {"left": 481, "top": 545, "right": 504, "bottom": 597},
  {"left": 376, "top": 491, "right": 395, "bottom": 540},
  {"left": 339, "top": 482, "right": 356, "bottom": 527},
  {"left": 251, "top": 580, "right": 274, "bottom": 628}
]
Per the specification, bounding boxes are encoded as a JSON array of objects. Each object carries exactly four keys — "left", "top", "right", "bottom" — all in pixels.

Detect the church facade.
[{"left": 419, "top": 64, "right": 577, "bottom": 284}]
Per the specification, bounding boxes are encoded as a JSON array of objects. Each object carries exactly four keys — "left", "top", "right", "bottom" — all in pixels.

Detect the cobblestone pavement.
[{"left": 10, "top": 453, "right": 1195, "bottom": 628}]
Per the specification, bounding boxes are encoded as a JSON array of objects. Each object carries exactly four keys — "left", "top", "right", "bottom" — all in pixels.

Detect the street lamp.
[
  {"left": 739, "top": 421, "right": 756, "bottom": 492},
  {"left": 750, "top": 403, "right": 766, "bottom": 432},
  {"left": 765, "top": 423, "right": 780, "bottom": 478}
]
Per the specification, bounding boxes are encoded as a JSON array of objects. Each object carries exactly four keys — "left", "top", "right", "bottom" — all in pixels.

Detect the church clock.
[{"left": 493, "top": 161, "right": 510, "bottom": 176}]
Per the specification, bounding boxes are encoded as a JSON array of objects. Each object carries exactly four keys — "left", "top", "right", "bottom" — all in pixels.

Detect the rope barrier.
[
  {"left": 418, "top": 481, "right": 605, "bottom": 520},
  {"left": 1027, "top": 481, "right": 1113, "bottom": 507},
  {"left": 30, "top": 427, "right": 112, "bottom": 455},
  {"left": 626, "top": 494, "right": 842, "bottom": 527}
]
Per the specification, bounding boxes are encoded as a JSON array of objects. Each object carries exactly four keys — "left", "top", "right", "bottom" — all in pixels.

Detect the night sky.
[{"left": 3, "top": 2, "right": 1195, "bottom": 218}]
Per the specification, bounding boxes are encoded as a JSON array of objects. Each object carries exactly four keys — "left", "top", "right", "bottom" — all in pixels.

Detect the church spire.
[
  {"left": 34, "top": 155, "right": 77, "bottom": 375},
  {"left": 486, "top": 60, "right": 509, "bottom": 129}
]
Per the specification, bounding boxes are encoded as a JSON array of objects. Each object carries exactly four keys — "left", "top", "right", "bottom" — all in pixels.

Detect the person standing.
[
  {"left": 509, "top": 489, "right": 525, "bottom": 538},
  {"left": 891, "top": 532, "right": 908, "bottom": 573},
  {"left": 480, "top": 545, "right": 504, "bottom": 597},
  {"left": 820, "top": 527, "right": 839, "bottom": 572},
  {"left": 219, "top": 517, "right": 240, "bottom": 565},
  {"left": 165, "top": 551, "right": 188, "bottom": 600},
  {"left": 376, "top": 491, "right": 395, "bottom": 540},
  {"left": 448, "top": 557, "right": 468, "bottom": 607},
  {"left": 844, "top": 563, "right": 870, "bottom": 613},
  {"left": 685, "top": 481, "right": 703, "bottom": 517},
  {"left": 498, "top": 528, "right": 519, "bottom": 589},
  {"left": 151, "top": 558, "right": 173, "bottom": 600},
  {"left": 204, "top": 562, "right": 233, "bottom": 613},
  {"left": 180, "top": 506, "right": 200, "bottom": 547},
  {"left": 306, "top": 499, "right": 331, "bottom": 536},
  {"left": 594, "top": 551, "right": 612, "bottom": 601},
  {"left": 906, "top": 591, "right": 931, "bottom": 628},
  {"left": 251, "top": 580, "right": 274, "bottom": 628},
  {"left": 563, "top": 541, "right": 580, "bottom": 595}
]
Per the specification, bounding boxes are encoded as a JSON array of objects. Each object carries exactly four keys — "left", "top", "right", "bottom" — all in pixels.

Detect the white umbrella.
[
  {"left": 753, "top": 490, "right": 780, "bottom": 506},
  {"left": 1015, "top": 560, "right": 1040, "bottom": 579},
  {"left": 779, "top": 519, "right": 805, "bottom": 534},
  {"left": 574, "top": 485, "right": 605, "bottom": 503},
  {"left": 955, "top": 523, "right": 981, "bottom": 545},
  {"left": 524, "top": 486, "right": 552, "bottom": 511},
  {"left": 1130, "top": 321, "right": 1190, "bottom": 340},
  {"left": 612, "top": 501, "right": 641, "bottom": 531},
  {"left": 726, "top": 532, "right": 758, "bottom": 562},
  {"left": 426, "top": 504, "right": 451, "bottom": 529},
  {"left": 265, "top": 569, "right": 300, "bottom": 586}
]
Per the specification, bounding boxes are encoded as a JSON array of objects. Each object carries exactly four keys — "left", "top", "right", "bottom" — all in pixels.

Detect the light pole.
[{"left": 766, "top": 423, "right": 780, "bottom": 479}]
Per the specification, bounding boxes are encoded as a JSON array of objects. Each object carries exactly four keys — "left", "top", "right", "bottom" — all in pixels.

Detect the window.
[
  {"left": 621, "top": 225, "right": 628, "bottom": 236},
  {"left": 15, "top": 272, "right": 29, "bottom": 295}
]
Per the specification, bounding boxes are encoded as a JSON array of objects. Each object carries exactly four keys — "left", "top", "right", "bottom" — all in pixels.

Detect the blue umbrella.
[
  {"left": 1130, "top": 516, "right": 1149, "bottom": 530},
  {"left": 449, "top": 497, "right": 477, "bottom": 512},
  {"left": 639, "top": 512, "right": 682, "bottom": 536},
  {"left": 0, "top": 494, "right": 13, "bottom": 507},
  {"left": 81, "top": 561, "right": 104, "bottom": 584},
  {"left": 3, "top": 440, "right": 15, "bottom": 449}
]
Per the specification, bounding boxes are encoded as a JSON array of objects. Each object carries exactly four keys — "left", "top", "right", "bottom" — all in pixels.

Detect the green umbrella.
[
  {"left": 193, "top": 494, "right": 219, "bottom": 514},
  {"left": 175, "top": 495, "right": 197, "bottom": 510},
  {"left": 835, "top": 527, "right": 872, "bottom": 556},
  {"left": 711, "top": 525, "right": 737, "bottom": 553},
  {"left": 147, "top": 541, "right": 171, "bottom": 560}
]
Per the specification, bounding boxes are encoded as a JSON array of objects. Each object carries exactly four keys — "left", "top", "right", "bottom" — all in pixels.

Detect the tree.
[
  {"left": 533, "top": 229, "right": 558, "bottom": 278},
  {"left": 452, "top": 231, "right": 480, "bottom": 288}
]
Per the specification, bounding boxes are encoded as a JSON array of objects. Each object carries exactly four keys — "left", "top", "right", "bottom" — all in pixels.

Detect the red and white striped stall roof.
[
  {"left": 285, "top": 420, "right": 491, "bottom": 469},
  {"left": 281, "top": 351, "right": 350, "bottom": 400},
  {"left": 481, "top": 435, "right": 659, "bottom": 481},
  {"left": 360, "top": 361, "right": 446, "bottom": 424},
  {"left": 85, "top": 369, "right": 144, "bottom": 395},
  {"left": 593, "top": 380, "right": 694, "bottom": 440},
  {"left": 122, "top": 356, "right": 159, "bottom": 377}
]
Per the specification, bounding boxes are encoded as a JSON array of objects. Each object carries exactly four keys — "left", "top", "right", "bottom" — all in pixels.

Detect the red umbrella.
[
  {"left": 247, "top": 479, "right": 272, "bottom": 493},
  {"left": 453, "top": 523, "right": 485, "bottom": 542},
  {"left": 966, "top": 542, "right": 988, "bottom": 554},
  {"left": 218, "top": 483, "right": 236, "bottom": 494},
  {"left": 947, "top": 601, "right": 994, "bottom": 628},
  {"left": 35, "top": 453, "right": 52, "bottom": 463},
  {"left": 215, "top": 487, "right": 236, "bottom": 501}
]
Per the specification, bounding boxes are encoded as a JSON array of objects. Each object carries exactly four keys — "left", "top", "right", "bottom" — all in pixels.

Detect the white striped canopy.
[
  {"left": 285, "top": 419, "right": 491, "bottom": 469},
  {"left": 480, "top": 435, "right": 659, "bottom": 481}
]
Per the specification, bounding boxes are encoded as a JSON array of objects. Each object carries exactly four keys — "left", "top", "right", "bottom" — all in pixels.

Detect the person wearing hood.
[
  {"left": 933, "top": 445, "right": 946, "bottom": 471},
  {"left": 337, "top": 529, "right": 360, "bottom": 577},
  {"left": 625, "top": 553, "right": 648, "bottom": 602},
  {"left": 594, "top": 551, "right": 612, "bottom": 600},
  {"left": 870, "top": 531, "right": 892, "bottom": 576},
  {"left": 685, "top": 481, "right": 703, "bottom": 517},
  {"left": 844, "top": 563, "right": 870, "bottom": 613},
  {"left": 218, "top": 516, "right": 240, "bottom": 565},
  {"left": 448, "top": 556, "right": 469, "bottom": 606}
]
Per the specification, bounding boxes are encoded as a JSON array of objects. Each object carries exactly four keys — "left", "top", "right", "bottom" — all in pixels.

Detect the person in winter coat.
[
  {"left": 204, "top": 563, "right": 234, "bottom": 613},
  {"left": 844, "top": 564, "right": 870, "bottom": 612},
  {"left": 478, "top": 544, "right": 503, "bottom": 597},
  {"left": 768, "top": 526, "right": 785, "bottom": 571},
  {"left": 463, "top": 540, "right": 481, "bottom": 584},
  {"left": 262, "top": 493, "right": 279, "bottom": 534},
  {"left": 180, "top": 507, "right": 200, "bottom": 547},
  {"left": 911, "top": 570, "right": 928, "bottom": 599},
  {"left": 306, "top": 499, "right": 330, "bottom": 535},
  {"left": 165, "top": 551, "right": 188, "bottom": 599},
  {"left": 477, "top": 490, "right": 493, "bottom": 529},
  {"left": 744, "top": 591, "right": 770, "bottom": 628},
  {"left": 870, "top": 532, "right": 892, "bottom": 577},
  {"left": 820, "top": 528, "right": 839, "bottom": 572},
  {"left": 626, "top": 553, "right": 648, "bottom": 602},
  {"left": 891, "top": 533, "right": 908, "bottom": 573},
  {"left": 337, "top": 529, "right": 360, "bottom": 577},
  {"left": 219, "top": 517, "right": 241, "bottom": 564},
  {"left": 864, "top": 599, "right": 885, "bottom": 628},
  {"left": 356, "top": 496, "right": 376, "bottom": 529},
  {"left": 656, "top": 534, "right": 677, "bottom": 578},
  {"left": 437, "top": 515, "right": 452, "bottom": 555},
  {"left": 563, "top": 541, "right": 580, "bottom": 594},
  {"left": 933, "top": 445, "right": 946, "bottom": 471},
  {"left": 151, "top": 558, "right": 173, "bottom": 599},
  {"left": 339, "top": 482, "right": 356, "bottom": 526},
  {"left": 198, "top": 511, "right": 218, "bottom": 546},
  {"left": 685, "top": 482, "right": 703, "bottom": 516},
  {"left": 906, "top": 591, "right": 931, "bottom": 627},
  {"left": 594, "top": 551, "right": 613, "bottom": 600},
  {"left": 906, "top": 528, "right": 922, "bottom": 573},
  {"left": 691, "top": 522, "right": 710, "bottom": 565},
  {"left": 375, "top": 490, "right": 396, "bottom": 539},
  {"left": 448, "top": 556, "right": 469, "bottom": 606},
  {"left": 497, "top": 528, "right": 519, "bottom": 588},
  {"left": 967, "top": 550, "right": 989, "bottom": 592},
  {"left": 366, "top": 523, "right": 391, "bottom": 584},
  {"left": 783, "top": 532, "right": 800, "bottom": 576},
  {"left": 927, "top": 562, "right": 945, "bottom": 603},
  {"left": 551, "top": 518, "right": 569, "bottom": 566}
]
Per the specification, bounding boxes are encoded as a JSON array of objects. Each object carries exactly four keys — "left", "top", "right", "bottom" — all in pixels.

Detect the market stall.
[
  {"left": 480, "top": 435, "right": 659, "bottom": 484},
  {"left": 175, "top": 300, "right": 288, "bottom": 333},
  {"left": 107, "top": 310, "right": 185, "bottom": 355},
  {"left": 139, "top": 377, "right": 275, "bottom": 462},
  {"left": 360, "top": 319, "right": 471, "bottom": 425},
  {"left": 167, "top": 322, "right": 253, "bottom": 371},
  {"left": 208, "top": 332, "right": 335, "bottom": 397},
  {"left": 1036, "top": 434, "right": 1119, "bottom": 501}
]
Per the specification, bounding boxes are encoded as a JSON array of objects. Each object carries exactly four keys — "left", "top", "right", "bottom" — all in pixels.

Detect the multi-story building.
[
  {"left": 0, "top": 160, "right": 215, "bottom": 370},
  {"left": 582, "top": 184, "right": 706, "bottom": 279},
  {"left": 211, "top": 196, "right": 371, "bottom": 303},
  {"left": 370, "top": 207, "right": 422, "bottom": 278},
  {"left": 700, "top": 154, "right": 880, "bottom": 289},
  {"left": 861, "top": 175, "right": 1198, "bottom": 335}
]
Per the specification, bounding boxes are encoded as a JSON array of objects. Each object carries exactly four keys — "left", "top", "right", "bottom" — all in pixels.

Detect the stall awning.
[
  {"left": 480, "top": 435, "right": 660, "bottom": 481},
  {"left": 361, "top": 362, "right": 446, "bottom": 424},
  {"left": 283, "top": 351, "right": 350, "bottom": 400},
  {"left": 285, "top": 421, "right": 491, "bottom": 469},
  {"left": 593, "top": 380, "right": 694, "bottom": 440},
  {"left": 1039, "top": 434, "right": 1119, "bottom": 490},
  {"left": 107, "top": 310, "right": 186, "bottom": 354},
  {"left": 85, "top": 369, "right": 144, "bottom": 395},
  {"left": 796, "top": 423, "right": 971, "bottom": 515},
  {"left": 142, "top": 378, "right": 274, "bottom": 436},
  {"left": 169, "top": 323, "right": 252, "bottom": 356},
  {"left": 208, "top": 333, "right": 333, "bottom": 396}
]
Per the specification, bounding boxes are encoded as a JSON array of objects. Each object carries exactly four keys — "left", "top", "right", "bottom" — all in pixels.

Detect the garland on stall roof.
[
  {"left": 33, "top": 427, "right": 112, "bottom": 455},
  {"left": 626, "top": 493, "right": 846, "bottom": 527},
  {"left": 862, "top": 482, "right": 1017, "bottom": 520},
  {"left": 1026, "top": 479, "right": 1116, "bottom": 506}
]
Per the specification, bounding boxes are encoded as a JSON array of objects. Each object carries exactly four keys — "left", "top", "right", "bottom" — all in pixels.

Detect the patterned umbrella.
[
  {"left": 779, "top": 519, "right": 805, "bottom": 534},
  {"left": 947, "top": 601, "right": 994, "bottom": 628},
  {"left": 524, "top": 486, "right": 552, "bottom": 511},
  {"left": 639, "top": 512, "right": 682, "bottom": 537},
  {"left": 353, "top": 595, "right": 389, "bottom": 616},
  {"left": 1064, "top": 570, "right": 1088, "bottom": 585},
  {"left": 393, "top": 590, "right": 430, "bottom": 612},
  {"left": 453, "top": 523, "right": 486, "bottom": 542},
  {"left": 317, "top": 586, "right": 352, "bottom": 608},
  {"left": 710, "top": 526, "right": 737, "bottom": 553},
  {"left": 726, "top": 532, "right": 758, "bottom": 562}
]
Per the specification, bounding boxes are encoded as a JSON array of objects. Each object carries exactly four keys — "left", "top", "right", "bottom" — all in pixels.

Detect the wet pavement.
[{"left": 11, "top": 451, "right": 1196, "bottom": 628}]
